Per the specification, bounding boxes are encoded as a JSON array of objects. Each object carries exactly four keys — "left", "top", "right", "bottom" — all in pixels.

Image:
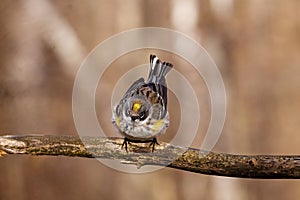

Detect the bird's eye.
[{"left": 139, "top": 111, "right": 148, "bottom": 120}]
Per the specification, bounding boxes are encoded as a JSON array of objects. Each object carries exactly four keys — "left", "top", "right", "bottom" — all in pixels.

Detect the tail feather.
[{"left": 147, "top": 55, "right": 173, "bottom": 86}]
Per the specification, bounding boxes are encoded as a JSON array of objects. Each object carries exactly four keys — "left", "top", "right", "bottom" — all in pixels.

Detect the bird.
[{"left": 112, "top": 54, "right": 173, "bottom": 152}]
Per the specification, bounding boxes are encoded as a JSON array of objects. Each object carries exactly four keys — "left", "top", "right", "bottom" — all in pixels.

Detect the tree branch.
[{"left": 1, "top": 135, "right": 300, "bottom": 179}]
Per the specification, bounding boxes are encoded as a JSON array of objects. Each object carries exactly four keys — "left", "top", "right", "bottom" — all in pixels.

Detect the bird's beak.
[{"left": 131, "top": 115, "right": 139, "bottom": 121}]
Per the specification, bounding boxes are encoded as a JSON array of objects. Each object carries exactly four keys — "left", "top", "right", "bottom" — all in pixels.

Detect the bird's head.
[{"left": 125, "top": 96, "right": 150, "bottom": 121}]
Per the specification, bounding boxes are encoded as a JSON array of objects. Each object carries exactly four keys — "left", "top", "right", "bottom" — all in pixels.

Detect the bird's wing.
[{"left": 122, "top": 77, "right": 145, "bottom": 99}]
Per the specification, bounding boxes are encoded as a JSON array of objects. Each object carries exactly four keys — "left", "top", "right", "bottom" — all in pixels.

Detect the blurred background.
[{"left": 1, "top": 0, "right": 300, "bottom": 199}]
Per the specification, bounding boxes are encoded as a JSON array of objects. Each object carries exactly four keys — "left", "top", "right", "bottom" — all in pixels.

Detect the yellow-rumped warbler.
[{"left": 112, "top": 55, "right": 173, "bottom": 151}]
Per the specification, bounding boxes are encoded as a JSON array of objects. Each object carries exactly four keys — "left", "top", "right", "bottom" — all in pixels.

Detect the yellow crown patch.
[{"left": 133, "top": 102, "right": 141, "bottom": 112}]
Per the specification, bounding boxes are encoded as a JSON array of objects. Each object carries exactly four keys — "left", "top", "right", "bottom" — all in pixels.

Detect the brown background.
[{"left": 1, "top": 0, "right": 300, "bottom": 200}]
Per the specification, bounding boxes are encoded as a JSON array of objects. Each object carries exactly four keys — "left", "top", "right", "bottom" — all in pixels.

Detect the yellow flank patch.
[
  {"left": 115, "top": 116, "right": 120, "bottom": 127},
  {"left": 133, "top": 102, "right": 141, "bottom": 112},
  {"left": 152, "top": 119, "right": 164, "bottom": 131}
]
